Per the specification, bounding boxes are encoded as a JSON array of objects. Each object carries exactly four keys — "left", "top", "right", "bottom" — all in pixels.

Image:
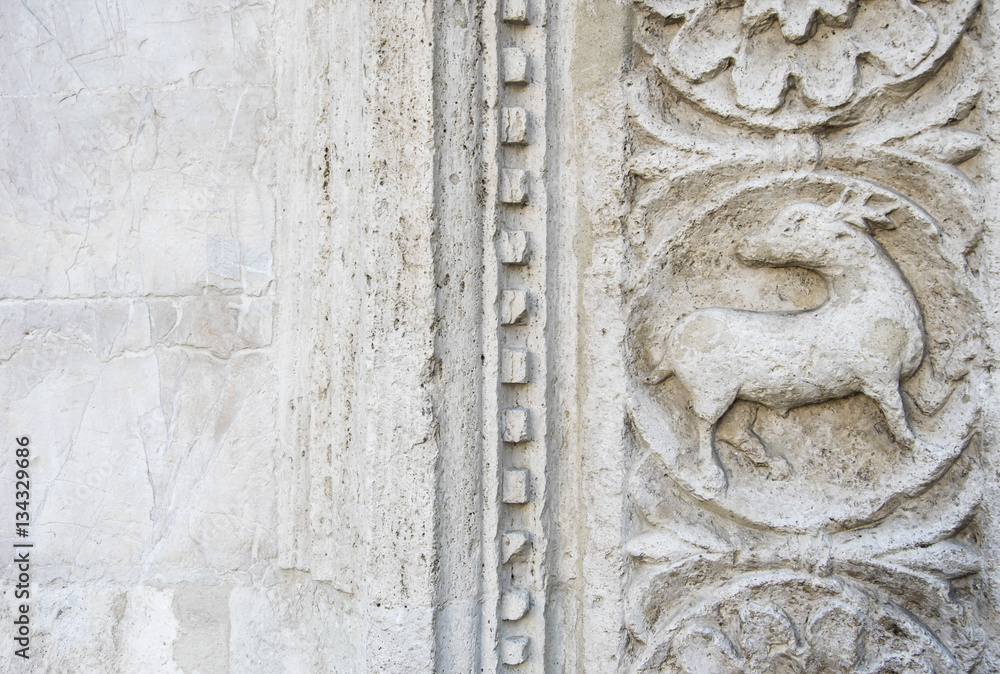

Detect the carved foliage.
[
  {"left": 633, "top": 0, "right": 980, "bottom": 129},
  {"left": 621, "top": 0, "right": 990, "bottom": 665},
  {"left": 632, "top": 572, "right": 981, "bottom": 672}
]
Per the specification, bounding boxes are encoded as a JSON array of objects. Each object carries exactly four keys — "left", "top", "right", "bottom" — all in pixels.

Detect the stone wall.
[{"left": 2, "top": 0, "right": 1000, "bottom": 671}]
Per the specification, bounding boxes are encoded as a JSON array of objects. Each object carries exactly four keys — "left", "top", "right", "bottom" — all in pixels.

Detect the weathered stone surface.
[
  {"left": 3, "top": 0, "right": 1000, "bottom": 671},
  {"left": 615, "top": 0, "right": 1000, "bottom": 669}
]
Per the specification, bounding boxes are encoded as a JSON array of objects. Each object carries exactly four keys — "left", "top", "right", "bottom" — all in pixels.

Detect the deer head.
[{"left": 736, "top": 190, "right": 898, "bottom": 269}]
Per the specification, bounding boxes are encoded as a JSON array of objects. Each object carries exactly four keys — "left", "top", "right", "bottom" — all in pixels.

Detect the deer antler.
[{"left": 826, "top": 187, "right": 899, "bottom": 231}]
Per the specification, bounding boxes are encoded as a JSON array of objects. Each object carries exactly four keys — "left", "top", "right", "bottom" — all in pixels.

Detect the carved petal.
[
  {"left": 639, "top": 0, "right": 704, "bottom": 20},
  {"left": 738, "top": 601, "right": 798, "bottom": 662},
  {"left": 743, "top": 0, "right": 858, "bottom": 42},
  {"left": 625, "top": 529, "right": 706, "bottom": 562},
  {"left": 877, "top": 540, "right": 981, "bottom": 580},
  {"left": 667, "top": 5, "right": 743, "bottom": 83},
  {"left": 854, "top": 0, "right": 938, "bottom": 75},
  {"left": 742, "top": 0, "right": 784, "bottom": 31},
  {"left": 869, "top": 653, "right": 935, "bottom": 673},
  {"left": 793, "top": 35, "right": 859, "bottom": 108},
  {"left": 733, "top": 30, "right": 796, "bottom": 111},
  {"left": 674, "top": 625, "right": 744, "bottom": 674},
  {"left": 733, "top": 24, "right": 858, "bottom": 110},
  {"left": 780, "top": 0, "right": 825, "bottom": 42},
  {"left": 805, "top": 601, "right": 865, "bottom": 672},
  {"left": 898, "top": 128, "right": 985, "bottom": 165},
  {"left": 811, "top": 0, "right": 857, "bottom": 26}
]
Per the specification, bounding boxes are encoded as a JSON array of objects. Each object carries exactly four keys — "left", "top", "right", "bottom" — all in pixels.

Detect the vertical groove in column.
[
  {"left": 480, "top": 0, "right": 504, "bottom": 671},
  {"left": 431, "top": 0, "right": 486, "bottom": 671}
]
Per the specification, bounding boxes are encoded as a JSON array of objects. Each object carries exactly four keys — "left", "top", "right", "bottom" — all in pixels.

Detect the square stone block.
[
  {"left": 501, "top": 348, "right": 530, "bottom": 384},
  {"left": 502, "top": 47, "right": 530, "bottom": 84},
  {"left": 502, "top": 0, "right": 530, "bottom": 24},
  {"left": 503, "top": 468, "right": 531, "bottom": 504},
  {"left": 501, "top": 588, "right": 531, "bottom": 621},
  {"left": 499, "top": 229, "right": 530, "bottom": 264},
  {"left": 500, "top": 168, "right": 530, "bottom": 205},
  {"left": 501, "top": 107, "right": 529, "bottom": 145},
  {"left": 502, "top": 407, "right": 531, "bottom": 443},
  {"left": 500, "top": 636, "right": 530, "bottom": 665},
  {"left": 500, "top": 290, "right": 530, "bottom": 325}
]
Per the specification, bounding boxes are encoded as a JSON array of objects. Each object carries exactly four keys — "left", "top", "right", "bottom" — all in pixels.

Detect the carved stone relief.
[
  {"left": 486, "top": 0, "right": 553, "bottom": 669},
  {"left": 633, "top": 0, "right": 980, "bottom": 130},
  {"left": 629, "top": 570, "right": 981, "bottom": 672},
  {"left": 622, "top": 0, "right": 988, "bottom": 669},
  {"left": 624, "top": 172, "right": 984, "bottom": 669},
  {"left": 628, "top": 173, "right": 980, "bottom": 524}
]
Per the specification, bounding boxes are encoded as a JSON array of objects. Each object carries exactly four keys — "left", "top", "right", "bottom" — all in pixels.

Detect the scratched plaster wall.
[
  {"left": 0, "top": 2, "right": 322, "bottom": 670},
  {"left": 0, "top": 0, "right": 464, "bottom": 669}
]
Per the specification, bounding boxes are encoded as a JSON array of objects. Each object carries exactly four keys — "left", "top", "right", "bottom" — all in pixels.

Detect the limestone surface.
[{"left": 3, "top": 0, "right": 1000, "bottom": 672}]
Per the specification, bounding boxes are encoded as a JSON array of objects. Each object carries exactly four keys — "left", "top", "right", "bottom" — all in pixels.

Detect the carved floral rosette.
[
  {"left": 628, "top": 570, "right": 982, "bottom": 672},
  {"left": 632, "top": 0, "right": 980, "bottom": 130}
]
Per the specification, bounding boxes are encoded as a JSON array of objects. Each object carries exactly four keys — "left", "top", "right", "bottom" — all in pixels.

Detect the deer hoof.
[
  {"left": 768, "top": 456, "right": 792, "bottom": 481},
  {"left": 692, "top": 461, "right": 728, "bottom": 499}
]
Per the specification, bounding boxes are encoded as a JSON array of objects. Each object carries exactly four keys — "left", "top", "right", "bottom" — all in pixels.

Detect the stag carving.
[{"left": 646, "top": 193, "right": 928, "bottom": 494}]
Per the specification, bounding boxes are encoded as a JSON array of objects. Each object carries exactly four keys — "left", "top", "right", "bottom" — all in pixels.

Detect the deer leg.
[
  {"left": 689, "top": 393, "right": 735, "bottom": 497},
  {"left": 865, "top": 379, "right": 918, "bottom": 450},
  {"left": 724, "top": 405, "right": 768, "bottom": 465},
  {"left": 693, "top": 416, "right": 728, "bottom": 496},
  {"left": 722, "top": 405, "right": 791, "bottom": 481}
]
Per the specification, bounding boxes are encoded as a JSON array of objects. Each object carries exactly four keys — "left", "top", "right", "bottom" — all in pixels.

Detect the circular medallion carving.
[{"left": 627, "top": 171, "right": 980, "bottom": 532}]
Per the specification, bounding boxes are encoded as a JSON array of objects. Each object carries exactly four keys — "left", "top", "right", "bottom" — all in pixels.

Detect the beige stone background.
[
  {"left": 0, "top": 1, "right": 435, "bottom": 670},
  {"left": 0, "top": 0, "right": 486, "bottom": 668},
  {"left": 3, "top": 0, "right": 1000, "bottom": 672}
]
